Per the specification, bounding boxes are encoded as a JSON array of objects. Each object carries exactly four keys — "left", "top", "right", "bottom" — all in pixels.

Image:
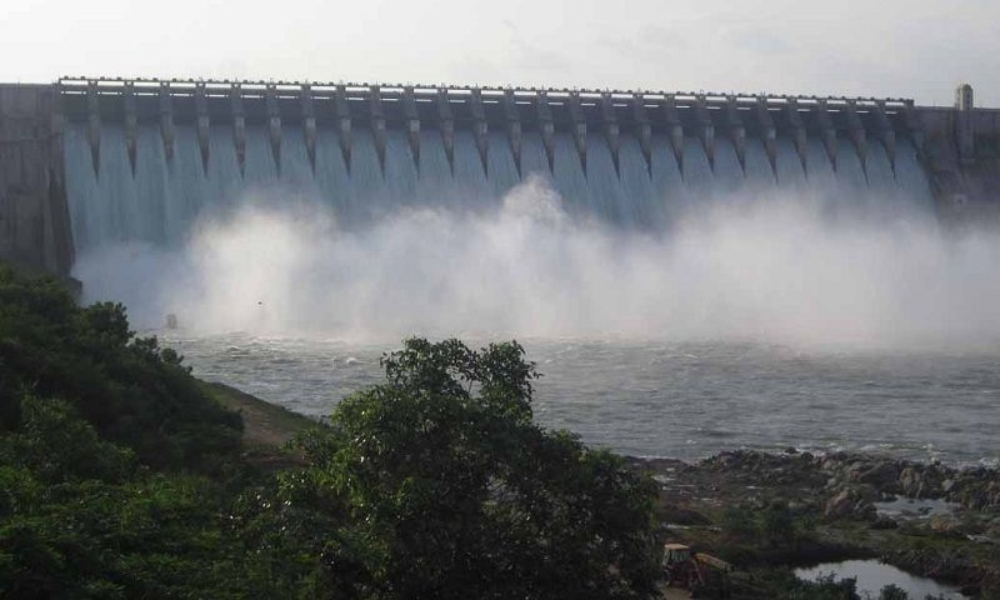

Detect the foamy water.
[{"left": 156, "top": 331, "right": 1000, "bottom": 465}]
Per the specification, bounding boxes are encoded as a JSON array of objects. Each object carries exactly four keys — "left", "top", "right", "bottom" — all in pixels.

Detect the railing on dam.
[{"left": 57, "top": 77, "right": 921, "bottom": 179}]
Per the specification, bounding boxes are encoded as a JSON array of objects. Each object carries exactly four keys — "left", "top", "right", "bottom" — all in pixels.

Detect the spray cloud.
[{"left": 73, "top": 176, "right": 1000, "bottom": 349}]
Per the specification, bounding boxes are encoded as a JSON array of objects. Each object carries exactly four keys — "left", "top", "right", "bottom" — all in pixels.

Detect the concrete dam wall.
[
  {"left": 0, "top": 85, "right": 74, "bottom": 274},
  {"left": 1, "top": 77, "right": 999, "bottom": 275}
]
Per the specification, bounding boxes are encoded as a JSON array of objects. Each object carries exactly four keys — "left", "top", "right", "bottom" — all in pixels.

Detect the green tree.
[
  {"left": 269, "top": 338, "right": 661, "bottom": 600},
  {"left": 0, "top": 266, "right": 242, "bottom": 471}
]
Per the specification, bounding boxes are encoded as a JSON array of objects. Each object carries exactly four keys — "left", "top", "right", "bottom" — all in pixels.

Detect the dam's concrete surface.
[
  {"left": 0, "top": 84, "right": 73, "bottom": 275},
  {"left": 1, "top": 78, "right": 998, "bottom": 276}
]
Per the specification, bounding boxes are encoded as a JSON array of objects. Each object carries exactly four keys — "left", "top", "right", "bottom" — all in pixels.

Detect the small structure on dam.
[{"left": 1, "top": 77, "right": 999, "bottom": 276}]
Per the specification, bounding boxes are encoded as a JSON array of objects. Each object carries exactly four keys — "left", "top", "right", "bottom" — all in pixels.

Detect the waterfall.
[{"left": 63, "top": 121, "right": 935, "bottom": 253}]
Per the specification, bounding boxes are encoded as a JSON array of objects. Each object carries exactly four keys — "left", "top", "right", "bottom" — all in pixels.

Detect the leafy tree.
[
  {"left": 0, "top": 394, "right": 254, "bottom": 599},
  {"left": 0, "top": 395, "right": 135, "bottom": 484},
  {"left": 267, "top": 338, "right": 662, "bottom": 600},
  {"left": 0, "top": 266, "right": 242, "bottom": 470}
]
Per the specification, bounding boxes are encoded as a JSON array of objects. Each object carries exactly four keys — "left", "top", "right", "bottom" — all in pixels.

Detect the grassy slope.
[{"left": 201, "top": 381, "right": 318, "bottom": 449}]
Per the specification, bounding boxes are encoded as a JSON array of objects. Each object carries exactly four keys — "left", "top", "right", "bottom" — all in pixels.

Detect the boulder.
[
  {"left": 858, "top": 461, "right": 901, "bottom": 488},
  {"left": 899, "top": 466, "right": 924, "bottom": 497},
  {"left": 871, "top": 515, "right": 899, "bottom": 530},
  {"left": 929, "top": 515, "right": 961, "bottom": 533},
  {"left": 825, "top": 489, "right": 855, "bottom": 518},
  {"left": 825, "top": 487, "right": 876, "bottom": 520}
]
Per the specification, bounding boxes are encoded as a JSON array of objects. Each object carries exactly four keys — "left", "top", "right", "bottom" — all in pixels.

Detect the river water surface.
[{"left": 159, "top": 332, "right": 1000, "bottom": 466}]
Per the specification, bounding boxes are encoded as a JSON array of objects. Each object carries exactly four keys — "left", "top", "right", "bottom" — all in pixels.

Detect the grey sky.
[{"left": 2, "top": 0, "right": 997, "bottom": 106}]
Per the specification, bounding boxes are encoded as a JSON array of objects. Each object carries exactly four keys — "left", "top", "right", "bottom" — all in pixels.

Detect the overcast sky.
[{"left": 2, "top": 0, "right": 997, "bottom": 107}]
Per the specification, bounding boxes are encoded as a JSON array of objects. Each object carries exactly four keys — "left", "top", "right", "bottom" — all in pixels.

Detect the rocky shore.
[{"left": 629, "top": 450, "right": 1000, "bottom": 598}]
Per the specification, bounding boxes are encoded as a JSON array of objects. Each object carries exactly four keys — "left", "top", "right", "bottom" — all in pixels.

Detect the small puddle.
[{"left": 795, "top": 560, "right": 967, "bottom": 599}]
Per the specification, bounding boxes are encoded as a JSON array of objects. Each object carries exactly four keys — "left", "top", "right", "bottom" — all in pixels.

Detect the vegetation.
[
  {"left": 0, "top": 268, "right": 242, "bottom": 472},
  {"left": 740, "top": 572, "right": 950, "bottom": 600},
  {"left": 0, "top": 266, "right": 661, "bottom": 598}
]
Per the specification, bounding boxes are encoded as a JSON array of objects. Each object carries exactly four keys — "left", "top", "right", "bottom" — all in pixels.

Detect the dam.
[{"left": 1, "top": 77, "right": 999, "bottom": 275}]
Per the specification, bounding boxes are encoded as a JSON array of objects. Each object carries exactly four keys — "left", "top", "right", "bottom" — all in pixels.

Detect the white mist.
[{"left": 73, "top": 176, "right": 1000, "bottom": 349}]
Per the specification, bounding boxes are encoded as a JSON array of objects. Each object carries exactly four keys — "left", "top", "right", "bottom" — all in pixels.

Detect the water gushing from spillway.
[
  {"left": 63, "top": 123, "right": 934, "bottom": 250},
  {"left": 64, "top": 121, "right": 1000, "bottom": 348}
]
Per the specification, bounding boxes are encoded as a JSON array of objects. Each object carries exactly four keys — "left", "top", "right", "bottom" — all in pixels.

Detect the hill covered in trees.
[{"left": 0, "top": 266, "right": 661, "bottom": 599}]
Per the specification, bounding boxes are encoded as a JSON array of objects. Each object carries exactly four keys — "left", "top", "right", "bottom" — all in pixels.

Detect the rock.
[
  {"left": 899, "top": 466, "right": 924, "bottom": 497},
  {"left": 825, "top": 487, "right": 876, "bottom": 520},
  {"left": 871, "top": 515, "right": 899, "bottom": 530},
  {"left": 929, "top": 515, "right": 961, "bottom": 533},
  {"left": 825, "top": 490, "right": 852, "bottom": 518},
  {"left": 858, "top": 461, "right": 901, "bottom": 488}
]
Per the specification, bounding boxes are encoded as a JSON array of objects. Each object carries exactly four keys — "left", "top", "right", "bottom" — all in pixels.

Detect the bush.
[
  {"left": 270, "top": 338, "right": 662, "bottom": 599},
  {"left": 761, "top": 506, "right": 797, "bottom": 545},
  {"left": 721, "top": 507, "right": 757, "bottom": 539}
]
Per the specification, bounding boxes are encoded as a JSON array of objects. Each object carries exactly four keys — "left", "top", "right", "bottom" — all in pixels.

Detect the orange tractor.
[{"left": 661, "top": 543, "right": 732, "bottom": 592}]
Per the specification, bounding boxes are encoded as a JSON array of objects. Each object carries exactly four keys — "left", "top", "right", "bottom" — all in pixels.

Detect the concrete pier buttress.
[
  {"left": 724, "top": 96, "right": 747, "bottom": 173},
  {"left": 693, "top": 95, "right": 715, "bottom": 170},
  {"left": 301, "top": 84, "right": 318, "bottom": 174},
  {"left": 194, "top": 83, "right": 211, "bottom": 175},
  {"left": 661, "top": 95, "right": 685, "bottom": 174},
  {"left": 402, "top": 86, "right": 421, "bottom": 170},
  {"left": 266, "top": 84, "right": 283, "bottom": 175},
  {"left": 158, "top": 82, "right": 176, "bottom": 164},
  {"left": 369, "top": 85, "right": 386, "bottom": 175},
  {"left": 816, "top": 99, "right": 840, "bottom": 172},
  {"left": 123, "top": 82, "right": 138, "bottom": 175},
  {"left": 567, "top": 92, "right": 588, "bottom": 175},
  {"left": 0, "top": 84, "right": 74, "bottom": 275},
  {"left": 335, "top": 85, "right": 352, "bottom": 172},
  {"left": 437, "top": 88, "right": 455, "bottom": 174},
  {"left": 844, "top": 100, "right": 869, "bottom": 179},
  {"left": 503, "top": 89, "right": 522, "bottom": 177},
  {"left": 759, "top": 96, "right": 780, "bottom": 177},
  {"left": 231, "top": 84, "right": 247, "bottom": 176},
  {"left": 470, "top": 88, "right": 490, "bottom": 176},
  {"left": 535, "top": 91, "right": 556, "bottom": 173},
  {"left": 630, "top": 94, "right": 653, "bottom": 176}
]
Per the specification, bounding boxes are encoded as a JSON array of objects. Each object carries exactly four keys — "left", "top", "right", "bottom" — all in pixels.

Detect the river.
[{"left": 159, "top": 332, "right": 1000, "bottom": 466}]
